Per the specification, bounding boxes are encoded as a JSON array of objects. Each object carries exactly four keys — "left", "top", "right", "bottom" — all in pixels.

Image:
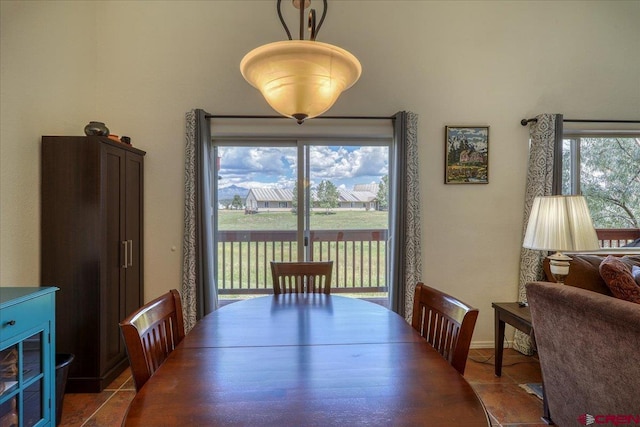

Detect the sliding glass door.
[{"left": 214, "top": 138, "right": 389, "bottom": 299}]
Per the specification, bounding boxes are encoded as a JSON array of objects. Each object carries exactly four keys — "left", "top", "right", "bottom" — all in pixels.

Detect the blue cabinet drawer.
[{"left": 1, "top": 294, "right": 52, "bottom": 344}]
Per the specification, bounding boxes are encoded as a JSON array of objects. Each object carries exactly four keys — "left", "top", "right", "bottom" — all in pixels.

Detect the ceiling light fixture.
[{"left": 240, "top": 0, "right": 362, "bottom": 124}]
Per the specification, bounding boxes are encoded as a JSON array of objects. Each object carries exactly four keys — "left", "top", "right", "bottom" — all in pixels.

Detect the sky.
[
  {"left": 217, "top": 145, "right": 388, "bottom": 191},
  {"left": 446, "top": 127, "right": 488, "bottom": 152}
]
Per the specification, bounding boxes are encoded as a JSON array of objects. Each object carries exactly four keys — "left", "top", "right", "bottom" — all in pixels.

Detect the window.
[{"left": 561, "top": 131, "right": 640, "bottom": 245}]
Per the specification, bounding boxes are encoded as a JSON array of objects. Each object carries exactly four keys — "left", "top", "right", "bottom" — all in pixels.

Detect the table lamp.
[{"left": 523, "top": 195, "right": 600, "bottom": 283}]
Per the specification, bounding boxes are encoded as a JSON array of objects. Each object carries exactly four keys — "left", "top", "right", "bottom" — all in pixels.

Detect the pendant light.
[{"left": 240, "top": 0, "right": 362, "bottom": 124}]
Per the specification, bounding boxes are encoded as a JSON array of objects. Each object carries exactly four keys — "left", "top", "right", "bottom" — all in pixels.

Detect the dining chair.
[
  {"left": 270, "top": 261, "right": 333, "bottom": 295},
  {"left": 411, "top": 282, "right": 479, "bottom": 375},
  {"left": 119, "top": 289, "right": 185, "bottom": 391}
]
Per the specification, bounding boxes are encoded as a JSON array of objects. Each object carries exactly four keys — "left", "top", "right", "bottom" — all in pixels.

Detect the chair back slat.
[
  {"left": 411, "top": 282, "right": 478, "bottom": 375},
  {"left": 120, "top": 289, "right": 185, "bottom": 391},
  {"left": 270, "top": 261, "right": 334, "bottom": 295}
]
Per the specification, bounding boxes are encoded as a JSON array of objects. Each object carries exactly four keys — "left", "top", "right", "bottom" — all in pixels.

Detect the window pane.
[
  {"left": 216, "top": 146, "right": 298, "bottom": 295},
  {"left": 308, "top": 145, "right": 389, "bottom": 293},
  {"left": 577, "top": 137, "right": 640, "bottom": 229}
]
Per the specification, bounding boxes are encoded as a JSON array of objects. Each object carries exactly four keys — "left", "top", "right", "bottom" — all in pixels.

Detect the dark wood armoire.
[{"left": 41, "top": 136, "right": 145, "bottom": 392}]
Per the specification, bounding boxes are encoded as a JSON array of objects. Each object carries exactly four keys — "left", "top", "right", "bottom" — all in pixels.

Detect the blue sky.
[{"left": 218, "top": 145, "right": 388, "bottom": 191}]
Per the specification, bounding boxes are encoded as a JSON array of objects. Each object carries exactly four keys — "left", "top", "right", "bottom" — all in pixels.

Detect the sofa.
[
  {"left": 527, "top": 254, "right": 640, "bottom": 426},
  {"left": 543, "top": 254, "right": 640, "bottom": 296}
]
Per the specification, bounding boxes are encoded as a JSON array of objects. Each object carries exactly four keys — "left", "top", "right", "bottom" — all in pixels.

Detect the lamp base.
[{"left": 548, "top": 252, "right": 572, "bottom": 284}]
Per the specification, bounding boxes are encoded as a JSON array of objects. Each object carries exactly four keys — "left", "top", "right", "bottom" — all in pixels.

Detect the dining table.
[{"left": 123, "top": 294, "right": 490, "bottom": 426}]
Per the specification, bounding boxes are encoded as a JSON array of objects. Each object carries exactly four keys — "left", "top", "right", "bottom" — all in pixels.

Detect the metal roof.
[
  {"left": 338, "top": 189, "right": 377, "bottom": 203},
  {"left": 353, "top": 183, "right": 379, "bottom": 193},
  {"left": 247, "top": 188, "right": 293, "bottom": 202},
  {"left": 247, "top": 187, "right": 376, "bottom": 203}
]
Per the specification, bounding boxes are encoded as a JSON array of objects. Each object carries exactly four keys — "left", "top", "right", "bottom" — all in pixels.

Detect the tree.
[
  {"left": 231, "top": 194, "right": 243, "bottom": 210},
  {"left": 316, "top": 180, "right": 339, "bottom": 214},
  {"left": 564, "top": 137, "right": 640, "bottom": 229},
  {"left": 377, "top": 175, "right": 388, "bottom": 211}
]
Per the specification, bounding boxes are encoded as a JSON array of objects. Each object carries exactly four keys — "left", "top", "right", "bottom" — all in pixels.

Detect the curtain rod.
[
  {"left": 521, "top": 118, "right": 640, "bottom": 126},
  {"left": 205, "top": 114, "right": 395, "bottom": 121}
]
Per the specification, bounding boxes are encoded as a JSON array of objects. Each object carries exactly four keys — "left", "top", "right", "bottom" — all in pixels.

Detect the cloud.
[
  {"left": 447, "top": 127, "right": 488, "bottom": 151},
  {"left": 218, "top": 145, "right": 388, "bottom": 188},
  {"left": 310, "top": 146, "right": 388, "bottom": 180}
]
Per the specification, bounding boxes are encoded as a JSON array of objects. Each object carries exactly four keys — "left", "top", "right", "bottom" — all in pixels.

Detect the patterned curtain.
[
  {"left": 389, "top": 111, "right": 423, "bottom": 321},
  {"left": 513, "top": 113, "right": 563, "bottom": 354},
  {"left": 182, "top": 109, "right": 218, "bottom": 332}
]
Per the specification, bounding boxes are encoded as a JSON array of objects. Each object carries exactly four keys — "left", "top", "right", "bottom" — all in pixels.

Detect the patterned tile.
[
  {"left": 105, "top": 369, "right": 133, "bottom": 390},
  {"left": 472, "top": 383, "right": 544, "bottom": 425},
  {"left": 466, "top": 349, "right": 545, "bottom": 426},
  {"left": 83, "top": 390, "right": 135, "bottom": 427},
  {"left": 58, "top": 391, "right": 113, "bottom": 427}
]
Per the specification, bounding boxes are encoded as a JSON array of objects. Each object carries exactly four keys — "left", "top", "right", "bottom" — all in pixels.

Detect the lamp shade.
[
  {"left": 240, "top": 40, "right": 361, "bottom": 123},
  {"left": 523, "top": 195, "right": 600, "bottom": 252}
]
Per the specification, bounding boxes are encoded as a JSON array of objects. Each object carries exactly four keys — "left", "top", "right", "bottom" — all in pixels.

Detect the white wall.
[
  {"left": 1, "top": 1, "right": 97, "bottom": 286},
  {"left": 2, "top": 1, "right": 639, "bottom": 347}
]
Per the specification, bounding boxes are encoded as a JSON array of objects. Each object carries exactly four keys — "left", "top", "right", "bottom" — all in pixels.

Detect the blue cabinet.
[{"left": 1, "top": 287, "right": 58, "bottom": 427}]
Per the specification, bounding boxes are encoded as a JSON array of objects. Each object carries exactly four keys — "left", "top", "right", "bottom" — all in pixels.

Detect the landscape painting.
[{"left": 445, "top": 126, "right": 489, "bottom": 184}]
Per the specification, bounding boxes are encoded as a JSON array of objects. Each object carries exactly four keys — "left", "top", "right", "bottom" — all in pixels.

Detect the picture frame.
[{"left": 445, "top": 126, "right": 489, "bottom": 184}]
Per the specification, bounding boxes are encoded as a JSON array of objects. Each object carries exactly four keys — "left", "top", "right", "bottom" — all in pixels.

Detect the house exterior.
[
  {"left": 337, "top": 188, "right": 377, "bottom": 210},
  {"left": 245, "top": 188, "right": 294, "bottom": 212},
  {"left": 459, "top": 150, "right": 486, "bottom": 164},
  {"left": 243, "top": 185, "right": 379, "bottom": 212}
]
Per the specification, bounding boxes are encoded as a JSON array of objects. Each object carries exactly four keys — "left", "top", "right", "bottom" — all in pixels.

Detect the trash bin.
[{"left": 55, "top": 353, "right": 74, "bottom": 426}]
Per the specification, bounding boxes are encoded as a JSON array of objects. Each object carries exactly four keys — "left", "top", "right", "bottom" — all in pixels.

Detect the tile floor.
[
  {"left": 466, "top": 348, "right": 547, "bottom": 427},
  {"left": 59, "top": 348, "right": 545, "bottom": 426}
]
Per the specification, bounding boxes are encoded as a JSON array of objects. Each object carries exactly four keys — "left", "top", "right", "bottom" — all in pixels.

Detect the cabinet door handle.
[
  {"left": 128, "top": 240, "right": 133, "bottom": 267},
  {"left": 122, "top": 241, "right": 128, "bottom": 269},
  {"left": 6, "top": 320, "right": 16, "bottom": 326}
]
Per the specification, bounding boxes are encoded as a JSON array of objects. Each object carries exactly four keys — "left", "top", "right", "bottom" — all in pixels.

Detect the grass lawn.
[
  {"left": 216, "top": 209, "right": 389, "bottom": 297},
  {"left": 218, "top": 209, "right": 388, "bottom": 230}
]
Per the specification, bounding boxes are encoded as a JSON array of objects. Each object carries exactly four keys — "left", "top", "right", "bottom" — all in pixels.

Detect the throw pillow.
[
  {"left": 633, "top": 265, "right": 640, "bottom": 286},
  {"left": 599, "top": 256, "right": 640, "bottom": 304}
]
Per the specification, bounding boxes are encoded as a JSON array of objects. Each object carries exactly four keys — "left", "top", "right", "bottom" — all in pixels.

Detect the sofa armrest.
[{"left": 526, "top": 281, "right": 640, "bottom": 426}]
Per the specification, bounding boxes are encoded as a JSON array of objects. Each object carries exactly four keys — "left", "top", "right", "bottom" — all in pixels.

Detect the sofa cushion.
[
  {"left": 544, "top": 254, "right": 612, "bottom": 295},
  {"left": 599, "top": 255, "right": 640, "bottom": 304}
]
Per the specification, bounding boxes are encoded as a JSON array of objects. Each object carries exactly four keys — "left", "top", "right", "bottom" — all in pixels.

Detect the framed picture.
[{"left": 445, "top": 126, "right": 489, "bottom": 184}]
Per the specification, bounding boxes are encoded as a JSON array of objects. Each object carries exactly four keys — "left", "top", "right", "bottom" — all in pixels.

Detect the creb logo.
[
  {"left": 578, "top": 414, "right": 596, "bottom": 425},
  {"left": 578, "top": 414, "right": 640, "bottom": 425}
]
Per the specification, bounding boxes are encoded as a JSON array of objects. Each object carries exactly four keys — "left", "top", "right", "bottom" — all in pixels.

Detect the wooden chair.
[
  {"left": 411, "top": 282, "right": 478, "bottom": 375},
  {"left": 270, "top": 261, "right": 333, "bottom": 295},
  {"left": 119, "top": 289, "right": 185, "bottom": 391}
]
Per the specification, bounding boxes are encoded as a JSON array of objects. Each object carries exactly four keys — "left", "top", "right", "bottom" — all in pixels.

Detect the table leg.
[{"left": 494, "top": 312, "right": 505, "bottom": 377}]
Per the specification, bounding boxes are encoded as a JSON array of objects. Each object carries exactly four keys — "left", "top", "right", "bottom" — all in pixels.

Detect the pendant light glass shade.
[{"left": 240, "top": 40, "right": 361, "bottom": 124}]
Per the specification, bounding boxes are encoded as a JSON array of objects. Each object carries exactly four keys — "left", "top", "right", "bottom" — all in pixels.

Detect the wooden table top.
[
  {"left": 491, "top": 302, "right": 532, "bottom": 326},
  {"left": 123, "top": 295, "right": 490, "bottom": 426}
]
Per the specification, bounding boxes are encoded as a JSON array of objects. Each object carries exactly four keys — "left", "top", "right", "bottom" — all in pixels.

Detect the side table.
[
  {"left": 491, "top": 302, "right": 532, "bottom": 377},
  {"left": 492, "top": 302, "right": 552, "bottom": 425}
]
